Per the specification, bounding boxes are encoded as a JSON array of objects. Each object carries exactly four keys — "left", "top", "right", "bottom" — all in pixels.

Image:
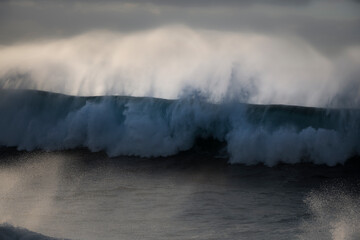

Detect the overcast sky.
[
  {"left": 1, "top": 0, "right": 359, "bottom": 54},
  {"left": 0, "top": 0, "right": 359, "bottom": 107}
]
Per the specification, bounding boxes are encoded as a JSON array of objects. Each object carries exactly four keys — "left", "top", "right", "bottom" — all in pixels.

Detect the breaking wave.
[{"left": 0, "top": 89, "right": 359, "bottom": 166}]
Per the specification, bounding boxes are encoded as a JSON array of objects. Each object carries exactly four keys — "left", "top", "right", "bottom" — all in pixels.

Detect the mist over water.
[
  {"left": 299, "top": 185, "right": 360, "bottom": 240},
  {"left": 0, "top": 26, "right": 359, "bottom": 108}
]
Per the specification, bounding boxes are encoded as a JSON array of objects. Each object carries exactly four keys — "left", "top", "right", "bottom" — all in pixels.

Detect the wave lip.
[{"left": 0, "top": 89, "right": 359, "bottom": 166}]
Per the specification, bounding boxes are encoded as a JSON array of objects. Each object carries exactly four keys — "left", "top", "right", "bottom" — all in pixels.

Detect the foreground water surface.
[{"left": 0, "top": 149, "right": 359, "bottom": 240}]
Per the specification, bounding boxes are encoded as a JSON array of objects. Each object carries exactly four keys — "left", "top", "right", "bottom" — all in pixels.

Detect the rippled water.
[{"left": 0, "top": 149, "right": 359, "bottom": 240}]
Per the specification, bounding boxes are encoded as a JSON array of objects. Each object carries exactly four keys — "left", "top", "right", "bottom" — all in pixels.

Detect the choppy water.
[{"left": 0, "top": 149, "right": 359, "bottom": 240}]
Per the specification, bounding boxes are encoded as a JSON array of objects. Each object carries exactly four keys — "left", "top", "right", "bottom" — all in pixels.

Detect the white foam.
[{"left": 0, "top": 91, "right": 359, "bottom": 166}]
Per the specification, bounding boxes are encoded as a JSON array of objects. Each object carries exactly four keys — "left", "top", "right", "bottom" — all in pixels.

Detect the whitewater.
[{"left": 0, "top": 89, "right": 359, "bottom": 166}]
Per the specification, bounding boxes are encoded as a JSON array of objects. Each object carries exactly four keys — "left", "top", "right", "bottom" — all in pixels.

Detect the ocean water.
[
  {"left": 1, "top": 89, "right": 359, "bottom": 166},
  {"left": 0, "top": 89, "right": 359, "bottom": 240},
  {"left": 0, "top": 150, "right": 360, "bottom": 240}
]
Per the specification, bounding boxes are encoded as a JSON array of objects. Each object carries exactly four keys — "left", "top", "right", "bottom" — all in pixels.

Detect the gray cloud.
[
  {"left": 0, "top": 0, "right": 359, "bottom": 57},
  {"left": 1, "top": 0, "right": 314, "bottom": 7}
]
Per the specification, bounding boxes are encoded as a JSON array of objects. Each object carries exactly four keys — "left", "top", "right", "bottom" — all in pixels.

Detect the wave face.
[
  {"left": 0, "top": 89, "right": 359, "bottom": 166},
  {"left": 0, "top": 223, "right": 58, "bottom": 240}
]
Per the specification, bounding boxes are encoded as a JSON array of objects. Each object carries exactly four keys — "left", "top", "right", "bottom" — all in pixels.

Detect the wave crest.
[{"left": 0, "top": 90, "right": 359, "bottom": 166}]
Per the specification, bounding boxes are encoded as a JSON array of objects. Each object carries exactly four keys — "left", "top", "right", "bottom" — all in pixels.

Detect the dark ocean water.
[
  {"left": 0, "top": 89, "right": 359, "bottom": 239},
  {"left": 0, "top": 149, "right": 359, "bottom": 240}
]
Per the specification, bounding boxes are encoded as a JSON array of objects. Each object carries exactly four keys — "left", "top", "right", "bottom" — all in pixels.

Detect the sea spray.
[{"left": 0, "top": 89, "right": 359, "bottom": 166}]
